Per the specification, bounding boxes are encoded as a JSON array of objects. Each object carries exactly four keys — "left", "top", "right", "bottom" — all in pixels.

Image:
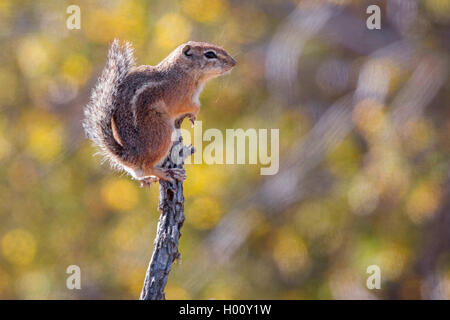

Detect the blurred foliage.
[{"left": 0, "top": 0, "right": 449, "bottom": 299}]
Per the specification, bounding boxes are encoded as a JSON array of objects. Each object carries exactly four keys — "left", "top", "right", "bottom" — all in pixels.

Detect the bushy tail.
[{"left": 83, "top": 39, "right": 135, "bottom": 168}]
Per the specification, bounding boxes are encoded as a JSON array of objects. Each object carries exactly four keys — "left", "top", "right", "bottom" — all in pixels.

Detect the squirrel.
[{"left": 83, "top": 39, "right": 236, "bottom": 186}]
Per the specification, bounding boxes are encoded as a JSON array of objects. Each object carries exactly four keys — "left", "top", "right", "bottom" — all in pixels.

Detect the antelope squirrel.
[{"left": 83, "top": 39, "right": 236, "bottom": 185}]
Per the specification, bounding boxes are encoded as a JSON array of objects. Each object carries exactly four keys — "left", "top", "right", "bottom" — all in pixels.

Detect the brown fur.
[{"left": 104, "top": 41, "right": 236, "bottom": 182}]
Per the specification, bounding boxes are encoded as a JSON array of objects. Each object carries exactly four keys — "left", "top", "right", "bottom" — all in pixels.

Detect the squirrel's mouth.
[{"left": 224, "top": 61, "right": 236, "bottom": 73}]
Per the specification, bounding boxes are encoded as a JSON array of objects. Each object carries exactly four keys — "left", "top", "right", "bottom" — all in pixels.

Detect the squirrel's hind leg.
[{"left": 142, "top": 166, "right": 186, "bottom": 184}]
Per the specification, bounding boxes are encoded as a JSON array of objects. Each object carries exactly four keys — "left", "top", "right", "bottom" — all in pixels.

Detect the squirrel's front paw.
[{"left": 188, "top": 114, "right": 196, "bottom": 126}]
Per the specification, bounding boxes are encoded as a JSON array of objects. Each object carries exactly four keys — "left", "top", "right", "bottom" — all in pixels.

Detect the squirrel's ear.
[{"left": 182, "top": 44, "right": 192, "bottom": 57}]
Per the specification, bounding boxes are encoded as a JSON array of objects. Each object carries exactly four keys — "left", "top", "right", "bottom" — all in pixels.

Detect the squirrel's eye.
[{"left": 204, "top": 51, "right": 217, "bottom": 59}]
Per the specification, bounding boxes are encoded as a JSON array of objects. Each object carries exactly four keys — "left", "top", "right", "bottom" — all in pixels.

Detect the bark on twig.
[{"left": 140, "top": 117, "right": 192, "bottom": 300}]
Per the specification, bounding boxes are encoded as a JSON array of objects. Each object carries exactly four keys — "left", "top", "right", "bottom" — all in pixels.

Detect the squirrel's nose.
[{"left": 229, "top": 56, "right": 237, "bottom": 67}]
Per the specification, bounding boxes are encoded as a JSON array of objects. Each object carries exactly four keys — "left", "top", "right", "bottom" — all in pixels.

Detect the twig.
[{"left": 140, "top": 117, "right": 192, "bottom": 300}]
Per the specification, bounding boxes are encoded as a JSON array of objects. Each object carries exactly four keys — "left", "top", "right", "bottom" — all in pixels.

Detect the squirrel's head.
[{"left": 174, "top": 41, "right": 236, "bottom": 80}]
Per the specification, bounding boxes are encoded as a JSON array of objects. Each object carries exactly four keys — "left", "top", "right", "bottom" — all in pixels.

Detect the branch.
[{"left": 140, "top": 117, "right": 193, "bottom": 300}]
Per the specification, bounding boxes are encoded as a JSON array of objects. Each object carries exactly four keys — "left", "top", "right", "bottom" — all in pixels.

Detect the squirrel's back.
[{"left": 83, "top": 39, "right": 135, "bottom": 169}]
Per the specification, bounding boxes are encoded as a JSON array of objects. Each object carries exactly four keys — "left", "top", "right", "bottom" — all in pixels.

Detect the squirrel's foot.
[
  {"left": 139, "top": 176, "right": 159, "bottom": 188},
  {"left": 163, "top": 168, "right": 186, "bottom": 183}
]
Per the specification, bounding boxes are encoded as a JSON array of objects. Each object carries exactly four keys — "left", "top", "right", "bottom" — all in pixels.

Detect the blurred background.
[{"left": 0, "top": 0, "right": 449, "bottom": 299}]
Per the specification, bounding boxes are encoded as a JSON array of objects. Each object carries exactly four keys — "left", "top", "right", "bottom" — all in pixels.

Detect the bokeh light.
[{"left": 0, "top": 0, "right": 448, "bottom": 300}]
